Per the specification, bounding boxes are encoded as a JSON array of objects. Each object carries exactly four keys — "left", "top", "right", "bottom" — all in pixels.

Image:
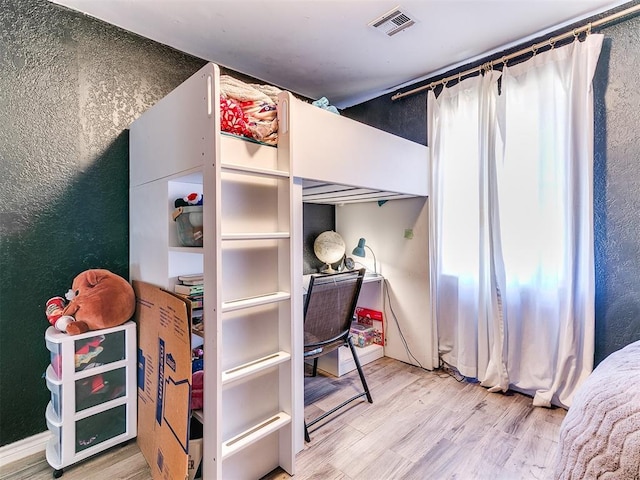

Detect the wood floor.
[{"left": 0, "top": 357, "right": 566, "bottom": 480}]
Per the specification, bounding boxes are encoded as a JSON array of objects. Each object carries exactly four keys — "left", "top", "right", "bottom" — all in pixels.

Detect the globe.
[{"left": 313, "top": 231, "right": 346, "bottom": 273}]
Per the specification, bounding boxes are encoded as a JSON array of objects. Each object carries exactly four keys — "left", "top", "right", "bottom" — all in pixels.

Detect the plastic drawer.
[
  {"left": 46, "top": 401, "right": 61, "bottom": 425},
  {"left": 45, "top": 326, "right": 128, "bottom": 380},
  {"left": 75, "top": 404, "right": 127, "bottom": 453},
  {"left": 45, "top": 366, "right": 62, "bottom": 420},
  {"left": 45, "top": 337, "right": 63, "bottom": 379},
  {"left": 45, "top": 408, "right": 62, "bottom": 465},
  {"left": 75, "top": 367, "right": 127, "bottom": 412}
]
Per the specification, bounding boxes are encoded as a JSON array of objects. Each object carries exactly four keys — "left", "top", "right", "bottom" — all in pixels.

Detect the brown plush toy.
[{"left": 51, "top": 269, "right": 135, "bottom": 335}]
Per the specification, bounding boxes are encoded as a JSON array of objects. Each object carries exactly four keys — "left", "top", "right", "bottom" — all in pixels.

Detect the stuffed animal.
[{"left": 45, "top": 269, "right": 135, "bottom": 335}]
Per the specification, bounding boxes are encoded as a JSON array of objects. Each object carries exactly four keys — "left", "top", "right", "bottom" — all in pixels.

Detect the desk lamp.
[{"left": 352, "top": 238, "right": 377, "bottom": 274}]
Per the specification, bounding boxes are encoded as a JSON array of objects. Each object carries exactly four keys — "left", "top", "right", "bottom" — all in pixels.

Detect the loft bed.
[
  {"left": 129, "top": 63, "right": 428, "bottom": 480},
  {"left": 130, "top": 67, "right": 428, "bottom": 203},
  {"left": 277, "top": 89, "right": 428, "bottom": 204}
]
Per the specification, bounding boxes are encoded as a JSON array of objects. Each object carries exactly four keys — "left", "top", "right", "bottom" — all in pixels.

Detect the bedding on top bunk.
[{"left": 220, "top": 75, "right": 281, "bottom": 146}]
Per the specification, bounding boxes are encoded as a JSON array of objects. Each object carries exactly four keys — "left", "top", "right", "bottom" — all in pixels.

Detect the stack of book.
[{"left": 174, "top": 274, "right": 204, "bottom": 333}]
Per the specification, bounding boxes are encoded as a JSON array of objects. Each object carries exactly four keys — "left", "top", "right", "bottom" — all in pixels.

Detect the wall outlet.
[{"left": 404, "top": 228, "right": 414, "bottom": 239}]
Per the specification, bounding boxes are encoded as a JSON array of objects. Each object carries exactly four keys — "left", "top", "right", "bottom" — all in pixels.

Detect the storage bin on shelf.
[
  {"left": 173, "top": 205, "right": 204, "bottom": 247},
  {"left": 43, "top": 322, "right": 137, "bottom": 477},
  {"left": 350, "top": 323, "right": 375, "bottom": 348}
]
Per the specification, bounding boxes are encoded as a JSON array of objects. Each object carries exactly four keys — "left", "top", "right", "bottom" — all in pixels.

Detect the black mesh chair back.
[{"left": 303, "top": 268, "right": 373, "bottom": 441}]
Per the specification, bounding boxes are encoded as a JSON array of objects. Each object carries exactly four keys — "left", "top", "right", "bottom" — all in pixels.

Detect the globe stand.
[{"left": 321, "top": 263, "right": 337, "bottom": 274}]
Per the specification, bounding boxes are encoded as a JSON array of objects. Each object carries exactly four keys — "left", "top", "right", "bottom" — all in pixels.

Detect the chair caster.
[{"left": 53, "top": 468, "right": 64, "bottom": 478}]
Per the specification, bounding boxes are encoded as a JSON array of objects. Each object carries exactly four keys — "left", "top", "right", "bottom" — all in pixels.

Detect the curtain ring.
[
  {"left": 573, "top": 28, "right": 580, "bottom": 40},
  {"left": 531, "top": 43, "right": 538, "bottom": 56},
  {"left": 586, "top": 22, "right": 592, "bottom": 35},
  {"left": 502, "top": 56, "right": 508, "bottom": 67},
  {"left": 549, "top": 37, "right": 556, "bottom": 49}
]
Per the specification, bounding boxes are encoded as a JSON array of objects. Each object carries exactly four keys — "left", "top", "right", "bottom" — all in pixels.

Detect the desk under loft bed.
[{"left": 129, "top": 63, "right": 428, "bottom": 480}]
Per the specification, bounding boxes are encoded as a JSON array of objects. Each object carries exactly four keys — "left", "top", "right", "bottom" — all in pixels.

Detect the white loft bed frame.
[
  {"left": 277, "top": 90, "right": 428, "bottom": 204},
  {"left": 129, "top": 62, "right": 429, "bottom": 478}
]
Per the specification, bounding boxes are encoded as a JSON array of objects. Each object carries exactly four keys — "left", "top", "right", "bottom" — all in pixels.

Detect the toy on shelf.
[
  {"left": 172, "top": 193, "right": 204, "bottom": 247},
  {"left": 45, "top": 269, "right": 135, "bottom": 335}
]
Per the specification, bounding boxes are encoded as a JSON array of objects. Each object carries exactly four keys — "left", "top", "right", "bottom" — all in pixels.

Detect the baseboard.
[{"left": 0, "top": 431, "right": 49, "bottom": 467}]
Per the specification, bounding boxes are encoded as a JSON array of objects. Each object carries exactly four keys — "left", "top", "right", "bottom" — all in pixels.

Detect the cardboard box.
[
  {"left": 188, "top": 438, "right": 202, "bottom": 480},
  {"left": 134, "top": 281, "right": 193, "bottom": 480},
  {"left": 355, "top": 307, "right": 384, "bottom": 346}
]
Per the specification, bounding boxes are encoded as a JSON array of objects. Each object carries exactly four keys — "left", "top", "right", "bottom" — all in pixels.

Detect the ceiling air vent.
[{"left": 368, "top": 6, "right": 417, "bottom": 36}]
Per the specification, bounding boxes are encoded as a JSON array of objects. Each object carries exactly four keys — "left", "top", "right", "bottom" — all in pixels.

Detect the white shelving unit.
[
  {"left": 129, "top": 63, "right": 295, "bottom": 479},
  {"left": 43, "top": 322, "right": 137, "bottom": 478}
]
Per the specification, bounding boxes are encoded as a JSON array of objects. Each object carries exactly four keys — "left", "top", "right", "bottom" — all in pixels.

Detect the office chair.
[{"left": 303, "top": 268, "right": 373, "bottom": 442}]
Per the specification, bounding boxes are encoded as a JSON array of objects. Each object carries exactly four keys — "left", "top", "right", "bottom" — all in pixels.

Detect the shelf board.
[
  {"left": 221, "top": 411, "right": 291, "bottom": 460},
  {"left": 222, "top": 291, "right": 290, "bottom": 312},
  {"left": 222, "top": 351, "right": 291, "bottom": 385},
  {"left": 221, "top": 163, "right": 289, "bottom": 179},
  {"left": 221, "top": 232, "right": 290, "bottom": 241}
]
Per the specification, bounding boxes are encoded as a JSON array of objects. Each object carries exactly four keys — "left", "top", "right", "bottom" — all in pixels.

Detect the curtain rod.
[{"left": 391, "top": 3, "right": 640, "bottom": 101}]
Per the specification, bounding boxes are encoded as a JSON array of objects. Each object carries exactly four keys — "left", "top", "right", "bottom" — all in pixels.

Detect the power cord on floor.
[
  {"left": 437, "top": 357, "right": 467, "bottom": 383},
  {"left": 381, "top": 279, "right": 476, "bottom": 384}
]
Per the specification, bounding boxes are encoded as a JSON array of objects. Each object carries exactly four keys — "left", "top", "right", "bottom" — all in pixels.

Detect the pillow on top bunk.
[{"left": 220, "top": 75, "right": 281, "bottom": 145}]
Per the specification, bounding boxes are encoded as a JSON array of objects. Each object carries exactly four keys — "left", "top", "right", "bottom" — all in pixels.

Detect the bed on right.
[{"left": 554, "top": 340, "right": 640, "bottom": 479}]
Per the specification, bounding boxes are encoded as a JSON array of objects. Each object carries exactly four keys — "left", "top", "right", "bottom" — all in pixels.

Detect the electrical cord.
[
  {"left": 437, "top": 357, "right": 467, "bottom": 383},
  {"left": 383, "top": 279, "right": 424, "bottom": 369},
  {"left": 382, "top": 279, "right": 473, "bottom": 384}
]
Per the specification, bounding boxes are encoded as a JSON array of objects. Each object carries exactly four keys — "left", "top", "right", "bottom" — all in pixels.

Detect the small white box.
[{"left": 315, "top": 343, "right": 384, "bottom": 377}]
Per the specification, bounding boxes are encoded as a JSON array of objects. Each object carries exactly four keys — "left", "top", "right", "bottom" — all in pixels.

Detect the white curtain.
[{"left": 429, "top": 34, "right": 603, "bottom": 408}]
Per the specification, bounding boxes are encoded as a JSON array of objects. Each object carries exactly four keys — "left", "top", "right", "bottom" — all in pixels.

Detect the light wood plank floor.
[{"left": 0, "top": 357, "right": 566, "bottom": 480}]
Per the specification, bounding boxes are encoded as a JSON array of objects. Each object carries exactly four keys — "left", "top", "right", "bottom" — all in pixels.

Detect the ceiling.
[{"left": 51, "top": 0, "right": 629, "bottom": 108}]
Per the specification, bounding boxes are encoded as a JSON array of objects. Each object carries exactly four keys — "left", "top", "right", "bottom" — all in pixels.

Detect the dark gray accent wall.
[
  {"left": 303, "top": 203, "right": 335, "bottom": 274},
  {"left": 592, "top": 14, "right": 640, "bottom": 365},
  {"left": 344, "top": 12, "right": 640, "bottom": 366},
  {"left": 0, "top": 0, "right": 208, "bottom": 446},
  {"left": 0, "top": 0, "right": 328, "bottom": 447}
]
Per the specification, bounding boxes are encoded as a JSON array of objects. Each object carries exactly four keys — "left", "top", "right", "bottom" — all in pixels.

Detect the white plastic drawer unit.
[{"left": 43, "top": 322, "right": 137, "bottom": 475}]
